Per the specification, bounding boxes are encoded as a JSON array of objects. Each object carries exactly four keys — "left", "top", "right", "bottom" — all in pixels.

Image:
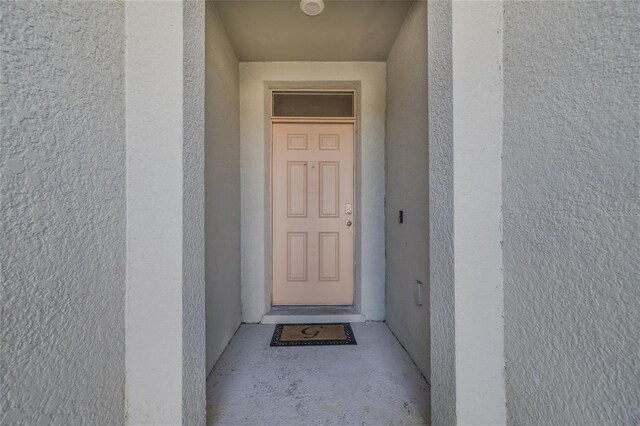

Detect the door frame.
[{"left": 264, "top": 81, "right": 362, "bottom": 310}]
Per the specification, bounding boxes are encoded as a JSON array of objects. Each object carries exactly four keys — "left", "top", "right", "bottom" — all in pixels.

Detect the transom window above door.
[{"left": 272, "top": 91, "right": 355, "bottom": 119}]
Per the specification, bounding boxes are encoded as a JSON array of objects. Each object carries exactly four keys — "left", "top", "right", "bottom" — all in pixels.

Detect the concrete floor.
[{"left": 206, "top": 322, "right": 431, "bottom": 425}]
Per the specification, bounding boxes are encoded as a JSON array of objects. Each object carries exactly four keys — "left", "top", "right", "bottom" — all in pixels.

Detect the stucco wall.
[
  {"left": 427, "top": 1, "right": 456, "bottom": 424},
  {"left": 125, "top": 1, "right": 206, "bottom": 423},
  {"left": 1, "top": 1, "right": 126, "bottom": 424},
  {"left": 452, "top": 1, "right": 506, "bottom": 423},
  {"left": 503, "top": 1, "right": 640, "bottom": 424},
  {"left": 385, "top": 0, "right": 430, "bottom": 380},
  {"left": 182, "top": 1, "right": 206, "bottom": 424},
  {"left": 205, "top": 2, "right": 242, "bottom": 374},
  {"left": 239, "top": 62, "right": 386, "bottom": 322}
]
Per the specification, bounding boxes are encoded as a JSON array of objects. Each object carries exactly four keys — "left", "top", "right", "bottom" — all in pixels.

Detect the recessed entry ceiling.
[{"left": 213, "top": 0, "right": 414, "bottom": 62}]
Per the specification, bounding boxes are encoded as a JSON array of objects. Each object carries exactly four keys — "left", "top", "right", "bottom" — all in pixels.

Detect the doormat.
[{"left": 270, "top": 323, "right": 357, "bottom": 347}]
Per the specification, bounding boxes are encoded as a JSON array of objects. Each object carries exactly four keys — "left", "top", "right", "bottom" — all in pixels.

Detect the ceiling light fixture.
[{"left": 300, "top": 0, "right": 325, "bottom": 17}]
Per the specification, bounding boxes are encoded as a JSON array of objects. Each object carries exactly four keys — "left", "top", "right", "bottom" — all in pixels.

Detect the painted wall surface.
[
  {"left": 182, "top": 2, "right": 206, "bottom": 424},
  {"left": 452, "top": 1, "right": 506, "bottom": 423},
  {"left": 503, "top": 1, "right": 640, "bottom": 424},
  {"left": 427, "top": 1, "right": 456, "bottom": 424},
  {"left": 125, "top": 1, "right": 206, "bottom": 424},
  {"left": 1, "top": 1, "right": 126, "bottom": 424},
  {"left": 240, "top": 62, "right": 386, "bottom": 322},
  {"left": 385, "top": 0, "right": 430, "bottom": 380},
  {"left": 205, "top": 2, "right": 242, "bottom": 374}
]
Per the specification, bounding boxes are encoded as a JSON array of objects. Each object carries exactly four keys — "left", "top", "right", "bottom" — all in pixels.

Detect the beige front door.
[{"left": 272, "top": 122, "right": 355, "bottom": 305}]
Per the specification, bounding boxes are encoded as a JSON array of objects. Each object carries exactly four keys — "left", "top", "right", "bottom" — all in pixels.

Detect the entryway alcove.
[{"left": 204, "top": 1, "right": 430, "bottom": 424}]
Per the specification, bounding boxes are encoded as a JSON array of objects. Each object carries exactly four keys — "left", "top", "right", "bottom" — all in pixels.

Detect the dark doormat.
[{"left": 270, "top": 323, "right": 357, "bottom": 347}]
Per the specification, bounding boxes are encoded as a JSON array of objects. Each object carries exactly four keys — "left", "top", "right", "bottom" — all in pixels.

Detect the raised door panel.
[
  {"left": 287, "top": 162, "right": 308, "bottom": 217},
  {"left": 319, "top": 232, "right": 339, "bottom": 281},
  {"left": 287, "top": 134, "right": 308, "bottom": 150},
  {"left": 319, "top": 162, "right": 339, "bottom": 218},
  {"left": 287, "top": 232, "right": 308, "bottom": 281}
]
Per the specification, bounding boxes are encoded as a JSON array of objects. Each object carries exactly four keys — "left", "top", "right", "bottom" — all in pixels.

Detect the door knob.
[{"left": 346, "top": 220, "right": 352, "bottom": 227}]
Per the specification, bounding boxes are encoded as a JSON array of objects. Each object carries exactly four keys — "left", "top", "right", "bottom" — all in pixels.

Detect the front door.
[{"left": 272, "top": 122, "right": 354, "bottom": 305}]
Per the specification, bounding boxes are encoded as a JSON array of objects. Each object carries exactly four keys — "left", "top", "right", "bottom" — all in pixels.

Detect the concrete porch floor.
[{"left": 206, "top": 322, "right": 431, "bottom": 425}]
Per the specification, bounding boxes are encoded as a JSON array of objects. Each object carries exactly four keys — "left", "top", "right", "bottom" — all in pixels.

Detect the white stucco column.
[
  {"left": 125, "top": 1, "right": 205, "bottom": 424},
  {"left": 452, "top": 0, "right": 506, "bottom": 424}
]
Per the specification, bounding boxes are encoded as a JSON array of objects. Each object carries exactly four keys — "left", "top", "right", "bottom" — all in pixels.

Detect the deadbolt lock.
[{"left": 346, "top": 220, "right": 352, "bottom": 227}]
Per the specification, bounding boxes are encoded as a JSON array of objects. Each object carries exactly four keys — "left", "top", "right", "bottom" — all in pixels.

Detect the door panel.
[
  {"left": 272, "top": 123, "right": 354, "bottom": 305},
  {"left": 287, "top": 232, "right": 308, "bottom": 281},
  {"left": 319, "top": 232, "right": 339, "bottom": 281},
  {"left": 319, "top": 162, "right": 339, "bottom": 217},
  {"left": 287, "top": 162, "right": 308, "bottom": 217}
]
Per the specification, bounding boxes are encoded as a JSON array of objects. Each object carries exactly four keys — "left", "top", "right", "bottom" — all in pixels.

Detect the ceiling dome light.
[{"left": 300, "top": 0, "right": 325, "bottom": 17}]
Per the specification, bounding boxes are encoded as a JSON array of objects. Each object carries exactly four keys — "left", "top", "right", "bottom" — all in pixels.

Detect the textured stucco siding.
[
  {"left": 1, "top": 1, "right": 126, "bottom": 424},
  {"left": 427, "top": 1, "right": 456, "bottom": 424},
  {"left": 452, "top": 2, "right": 506, "bottom": 422},
  {"left": 125, "top": 1, "right": 206, "bottom": 423},
  {"left": 205, "top": 2, "right": 242, "bottom": 374},
  {"left": 183, "top": 1, "right": 206, "bottom": 424},
  {"left": 386, "top": 0, "right": 430, "bottom": 382},
  {"left": 503, "top": 1, "right": 640, "bottom": 424}
]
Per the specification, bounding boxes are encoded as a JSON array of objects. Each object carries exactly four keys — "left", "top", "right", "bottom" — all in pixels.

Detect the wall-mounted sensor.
[
  {"left": 416, "top": 280, "right": 424, "bottom": 306},
  {"left": 300, "top": 0, "right": 325, "bottom": 16}
]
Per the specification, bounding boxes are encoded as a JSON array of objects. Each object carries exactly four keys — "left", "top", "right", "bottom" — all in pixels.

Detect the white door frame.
[{"left": 264, "top": 83, "right": 362, "bottom": 311}]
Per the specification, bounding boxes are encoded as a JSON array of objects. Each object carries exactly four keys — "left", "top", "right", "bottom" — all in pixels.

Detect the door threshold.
[{"left": 261, "top": 306, "right": 366, "bottom": 324}]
